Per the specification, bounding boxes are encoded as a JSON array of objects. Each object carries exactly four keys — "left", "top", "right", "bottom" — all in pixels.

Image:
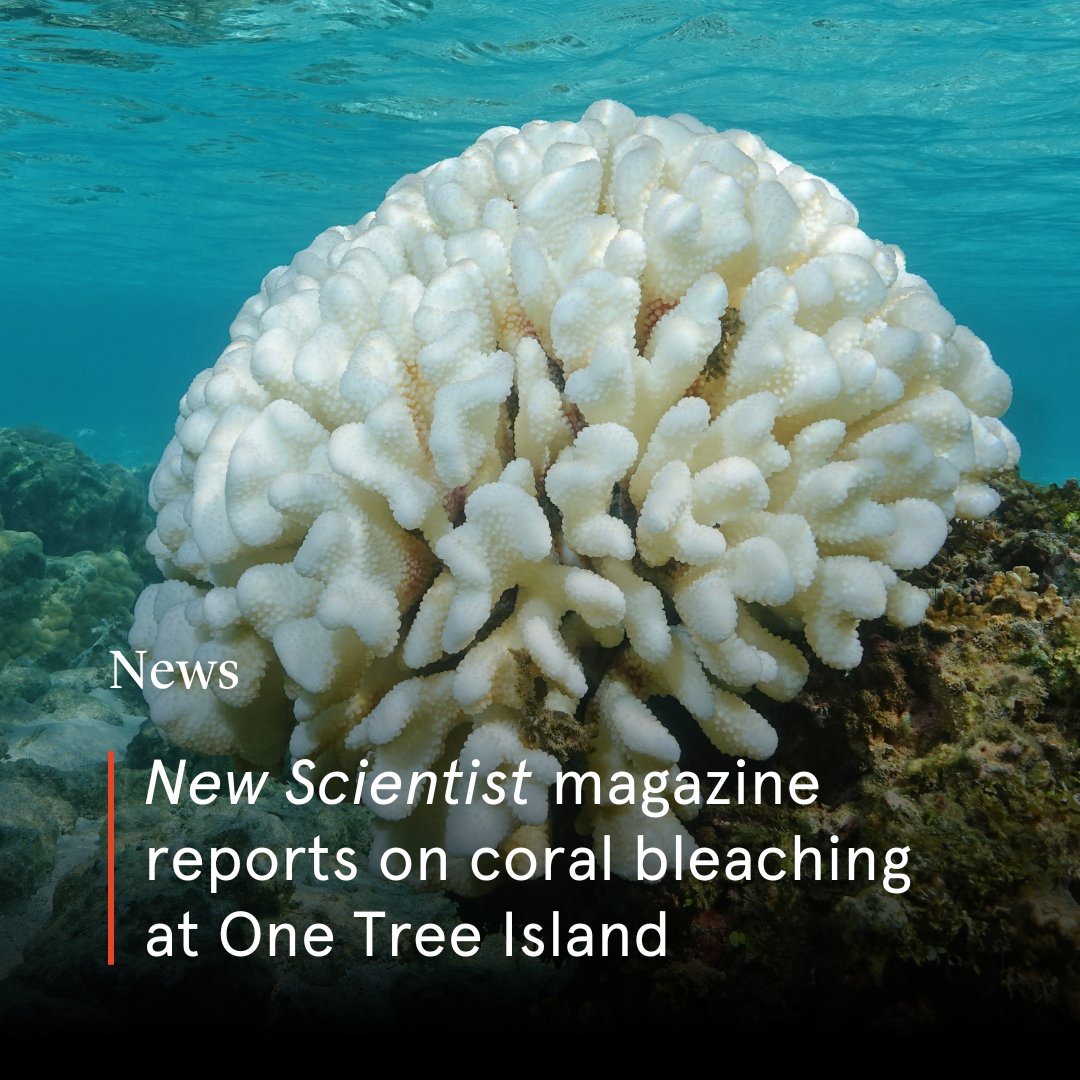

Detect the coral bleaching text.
[{"left": 131, "top": 101, "right": 1020, "bottom": 886}]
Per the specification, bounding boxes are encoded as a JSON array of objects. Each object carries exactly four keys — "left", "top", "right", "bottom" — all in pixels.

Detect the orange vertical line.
[{"left": 107, "top": 750, "right": 115, "bottom": 967}]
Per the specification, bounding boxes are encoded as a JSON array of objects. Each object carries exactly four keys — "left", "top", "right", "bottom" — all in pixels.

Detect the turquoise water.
[{"left": 3, "top": 0, "right": 1078, "bottom": 480}]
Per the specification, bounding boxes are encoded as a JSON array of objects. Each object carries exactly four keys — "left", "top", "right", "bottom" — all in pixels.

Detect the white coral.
[{"left": 133, "top": 101, "right": 1020, "bottom": 882}]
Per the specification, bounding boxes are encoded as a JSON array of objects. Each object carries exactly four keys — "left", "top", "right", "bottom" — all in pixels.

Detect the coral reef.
[
  {"left": 1, "top": 457, "right": 1077, "bottom": 1031},
  {"left": 0, "top": 429, "right": 158, "bottom": 674},
  {"left": 0, "top": 427, "right": 154, "bottom": 576},
  {"left": 0, "top": 531, "right": 145, "bottom": 671},
  {"left": 132, "top": 101, "right": 1018, "bottom": 881},
  {"left": 535, "top": 473, "right": 1080, "bottom": 1029}
]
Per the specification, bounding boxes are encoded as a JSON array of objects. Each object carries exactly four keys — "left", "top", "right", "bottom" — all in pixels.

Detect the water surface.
[{"left": 3, "top": 1, "right": 1077, "bottom": 480}]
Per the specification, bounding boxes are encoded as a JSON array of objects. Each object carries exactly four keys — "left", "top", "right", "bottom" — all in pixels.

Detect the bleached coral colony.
[{"left": 131, "top": 101, "right": 1019, "bottom": 880}]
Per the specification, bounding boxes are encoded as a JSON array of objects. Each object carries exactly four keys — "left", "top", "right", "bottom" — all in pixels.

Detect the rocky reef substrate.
[
  {"left": 0, "top": 427, "right": 1076, "bottom": 1031},
  {"left": 520, "top": 472, "right": 1080, "bottom": 1032},
  {"left": 0, "top": 427, "right": 156, "bottom": 671}
]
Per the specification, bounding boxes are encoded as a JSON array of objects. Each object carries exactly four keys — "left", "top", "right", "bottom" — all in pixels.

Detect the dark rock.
[{"left": 0, "top": 531, "right": 46, "bottom": 585}]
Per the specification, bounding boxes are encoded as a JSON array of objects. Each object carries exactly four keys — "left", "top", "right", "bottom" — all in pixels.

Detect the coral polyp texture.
[{"left": 132, "top": 101, "right": 1019, "bottom": 882}]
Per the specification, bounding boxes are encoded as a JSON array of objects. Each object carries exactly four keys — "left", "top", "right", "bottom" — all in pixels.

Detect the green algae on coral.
[
  {"left": 0, "top": 427, "right": 155, "bottom": 579},
  {"left": 0, "top": 531, "right": 144, "bottom": 671},
  {"left": 653, "top": 472, "right": 1080, "bottom": 1028},
  {"left": 0, "top": 429, "right": 160, "bottom": 675}
]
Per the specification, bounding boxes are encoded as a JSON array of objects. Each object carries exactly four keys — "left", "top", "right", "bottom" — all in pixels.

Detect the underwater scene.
[{"left": 1, "top": 0, "right": 1078, "bottom": 1032}]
